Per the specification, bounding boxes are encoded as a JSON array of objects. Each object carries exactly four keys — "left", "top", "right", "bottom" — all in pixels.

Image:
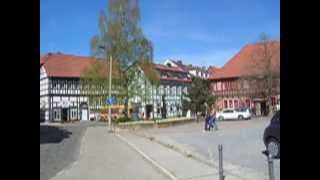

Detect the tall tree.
[
  {"left": 183, "top": 77, "right": 216, "bottom": 118},
  {"left": 90, "top": 0, "right": 159, "bottom": 117},
  {"left": 80, "top": 60, "right": 121, "bottom": 111}
]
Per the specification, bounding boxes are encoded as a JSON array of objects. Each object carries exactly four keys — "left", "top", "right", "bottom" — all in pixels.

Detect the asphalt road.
[
  {"left": 140, "top": 117, "right": 280, "bottom": 180},
  {"left": 40, "top": 121, "right": 103, "bottom": 180}
]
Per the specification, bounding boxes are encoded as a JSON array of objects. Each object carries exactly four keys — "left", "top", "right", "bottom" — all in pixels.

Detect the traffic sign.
[{"left": 106, "top": 96, "right": 116, "bottom": 105}]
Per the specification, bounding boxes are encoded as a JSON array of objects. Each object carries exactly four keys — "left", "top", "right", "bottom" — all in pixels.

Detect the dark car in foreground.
[{"left": 263, "top": 110, "right": 280, "bottom": 158}]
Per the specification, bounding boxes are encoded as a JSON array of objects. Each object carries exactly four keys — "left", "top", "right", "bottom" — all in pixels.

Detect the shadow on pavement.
[{"left": 40, "top": 125, "right": 72, "bottom": 144}]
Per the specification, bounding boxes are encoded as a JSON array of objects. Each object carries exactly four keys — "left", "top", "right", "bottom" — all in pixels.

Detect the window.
[
  {"left": 172, "top": 86, "right": 176, "bottom": 96},
  {"left": 53, "top": 109, "right": 61, "bottom": 120},
  {"left": 229, "top": 100, "right": 233, "bottom": 108},
  {"left": 224, "top": 110, "right": 233, "bottom": 113},
  {"left": 177, "top": 86, "right": 181, "bottom": 95},
  {"left": 271, "top": 97, "right": 276, "bottom": 106},
  {"left": 234, "top": 100, "right": 239, "bottom": 108},
  {"left": 224, "top": 100, "right": 228, "bottom": 108},
  {"left": 70, "top": 108, "right": 77, "bottom": 120},
  {"left": 246, "top": 99, "right": 250, "bottom": 107},
  {"left": 56, "top": 80, "right": 60, "bottom": 89},
  {"left": 67, "top": 81, "right": 72, "bottom": 89}
]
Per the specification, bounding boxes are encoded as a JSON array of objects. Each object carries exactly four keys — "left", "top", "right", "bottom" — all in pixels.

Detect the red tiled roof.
[
  {"left": 40, "top": 53, "right": 95, "bottom": 78},
  {"left": 40, "top": 53, "right": 191, "bottom": 84},
  {"left": 210, "top": 41, "right": 280, "bottom": 80},
  {"left": 208, "top": 66, "right": 221, "bottom": 75},
  {"left": 155, "top": 64, "right": 187, "bottom": 73},
  {"left": 40, "top": 53, "right": 117, "bottom": 78}
]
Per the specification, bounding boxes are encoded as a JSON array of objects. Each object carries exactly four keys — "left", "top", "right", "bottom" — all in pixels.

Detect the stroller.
[{"left": 208, "top": 116, "right": 218, "bottom": 131}]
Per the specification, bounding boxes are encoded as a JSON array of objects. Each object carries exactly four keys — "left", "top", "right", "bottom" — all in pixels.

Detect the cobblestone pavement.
[{"left": 138, "top": 116, "right": 280, "bottom": 180}]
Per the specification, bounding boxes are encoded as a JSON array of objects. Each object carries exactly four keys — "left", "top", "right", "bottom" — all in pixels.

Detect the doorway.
[
  {"left": 62, "top": 108, "right": 68, "bottom": 122},
  {"left": 80, "top": 102, "right": 89, "bottom": 121},
  {"left": 260, "top": 101, "right": 267, "bottom": 116},
  {"left": 81, "top": 109, "right": 88, "bottom": 121},
  {"left": 146, "top": 104, "right": 153, "bottom": 120}
]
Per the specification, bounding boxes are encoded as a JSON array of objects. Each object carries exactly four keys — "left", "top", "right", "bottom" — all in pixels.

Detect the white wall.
[{"left": 40, "top": 67, "right": 49, "bottom": 96}]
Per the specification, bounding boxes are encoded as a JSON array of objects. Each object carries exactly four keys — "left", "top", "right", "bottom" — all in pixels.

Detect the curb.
[
  {"left": 132, "top": 132, "right": 266, "bottom": 180},
  {"left": 115, "top": 133, "right": 178, "bottom": 180}
]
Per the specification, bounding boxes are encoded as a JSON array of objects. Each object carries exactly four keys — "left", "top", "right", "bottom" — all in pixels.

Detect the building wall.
[
  {"left": 40, "top": 65, "right": 99, "bottom": 122},
  {"left": 41, "top": 62, "right": 191, "bottom": 123},
  {"left": 211, "top": 78, "right": 280, "bottom": 114},
  {"left": 132, "top": 68, "right": 188, "bottom": 119}
]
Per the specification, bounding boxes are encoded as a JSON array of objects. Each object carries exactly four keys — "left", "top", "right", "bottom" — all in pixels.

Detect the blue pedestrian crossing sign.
[{"left": 106, "top": 96, "right": 116, "bottom": 105}]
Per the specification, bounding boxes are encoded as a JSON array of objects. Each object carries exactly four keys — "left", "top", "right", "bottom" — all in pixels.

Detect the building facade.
[
  {"left": 209, "top": 41, "right": 280, "bottom": 115},
  {"left": 40, "top": 53, "right": 191, "bottom": 122},
  {"left": 40, "top": 53, "right": 110, "bottom": 123},
  {"left": 132, "top": 63, "right": 191, "bottom": 119}
]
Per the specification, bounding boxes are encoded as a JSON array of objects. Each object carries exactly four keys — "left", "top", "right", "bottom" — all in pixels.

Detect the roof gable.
[{"left": 210, "top": 40, "right": 280, "bottom": 80}]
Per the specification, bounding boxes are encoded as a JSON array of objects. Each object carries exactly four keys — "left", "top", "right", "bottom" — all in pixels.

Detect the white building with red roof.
[{"left": 40, "top": 53, "right": 191, "bottom": 123}]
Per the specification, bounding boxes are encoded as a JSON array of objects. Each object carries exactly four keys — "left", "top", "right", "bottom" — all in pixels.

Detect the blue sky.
[{"left": 41, "top": 0, "right": 279, "bottom": 67}]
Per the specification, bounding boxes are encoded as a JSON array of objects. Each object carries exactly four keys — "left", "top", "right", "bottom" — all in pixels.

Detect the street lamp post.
[
  {"left": 108, "top": 56, "right": 112, "bottom": 132},
  {"left": 98, "top": 45, "right": 113, "bottom": 132}
]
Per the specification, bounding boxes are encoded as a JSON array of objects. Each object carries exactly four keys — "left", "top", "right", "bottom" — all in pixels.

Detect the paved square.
[{"left": 139, "top": 117, "right": 280, "bottom": 180}]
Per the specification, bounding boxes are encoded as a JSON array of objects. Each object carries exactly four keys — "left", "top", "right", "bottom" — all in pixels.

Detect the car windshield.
[{"left": 236, "top": 108, "right": 247, "bottom": 112}]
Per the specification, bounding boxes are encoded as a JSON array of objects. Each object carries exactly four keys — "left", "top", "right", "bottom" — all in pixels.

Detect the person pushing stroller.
[
  {"left": 204, "top": 108, "right": 218, "bottom": 131},
  {"left": 208, "top": 109, "right": 218, "bottom": 131}
]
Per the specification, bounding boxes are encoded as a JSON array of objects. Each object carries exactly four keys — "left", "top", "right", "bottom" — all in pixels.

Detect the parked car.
[
  {"left": 216, "top": 108, "right": 251, "bottom": 121},
  {"left": 89, "top": 112, "right": 100, "bottom": 121},
  {"left": 263, "top": 110, "right": 280, "bottom": 158}
]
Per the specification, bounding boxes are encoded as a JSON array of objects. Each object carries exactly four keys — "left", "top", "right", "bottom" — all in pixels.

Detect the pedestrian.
[
  {"left": 211, "top": 108, "right": 218, "bottom": 131},
  {"left": 276, "top": 102, "right": 280, "bottom": 111},
  {"left": 204, "top": 113, "right": 209, "bottom": 131},
  {"left": 208, "top": 114, "right": 214, "bottom": 131}
]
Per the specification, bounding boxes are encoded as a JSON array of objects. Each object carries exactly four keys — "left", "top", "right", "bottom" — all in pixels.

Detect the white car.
[
  {"left": 216, "top": 108, "right": 251, "bottom": 121},
  {"left": 89, "top": 112, "right": 100, "bottom": 121}
]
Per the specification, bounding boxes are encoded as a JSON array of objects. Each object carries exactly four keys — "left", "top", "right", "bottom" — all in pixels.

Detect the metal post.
[
  {"left": 267, "top": 154, "right": 275, "bottom": 180},
  {"left": 262, "top": 150, "right": 275, "bottom": 180},
  {"left": 218, "top": 144, "right": 225, "bottom": 180},
  {"left": 108, "top": 56, "right": 112, "bottom": 132}
]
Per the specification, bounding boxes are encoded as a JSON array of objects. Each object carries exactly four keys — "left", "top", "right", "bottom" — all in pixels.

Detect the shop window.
[
  {"left": 229, "top": 100, "right": 233, "bottom": 108},
  {"left": 53, "top": 109, "right": 61, "bottom": 120},
  {"left": 271, "top": 97, "right": 276, "bottom": 106},
  {"left": 234, "top": 100, "right": 239, "bottom": 108},
  {"left": 246, "top": 99, "right": 250, "bottom": 107}
]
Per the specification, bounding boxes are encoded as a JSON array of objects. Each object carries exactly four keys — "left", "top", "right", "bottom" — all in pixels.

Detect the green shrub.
[{"left": 115, "top": 117, "right": 132, "bottom": 124}]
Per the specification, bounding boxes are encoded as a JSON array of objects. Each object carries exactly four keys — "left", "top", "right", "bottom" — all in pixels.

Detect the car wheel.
[
  {"left": 238, "top": 115, "right": 244, "bottom": 120},
  {"left": 267, "top": 138, "right": 280, "bottom": 158},
  {"left": 218, "top": 116, "right": 224, "bottom": 121}
]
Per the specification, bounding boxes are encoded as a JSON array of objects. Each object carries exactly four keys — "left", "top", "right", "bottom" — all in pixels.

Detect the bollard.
[
  {"left": 218, "top": 144, "right": 225, "bottom": 180},
  {"left": 267, "top": 154, "right": 275, "bottom": 180},
  {"left": 262, "top": 150, "right": 275, "bottom": 180}
]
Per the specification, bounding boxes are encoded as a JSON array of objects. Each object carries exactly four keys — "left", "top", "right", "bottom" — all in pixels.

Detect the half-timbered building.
[
  {"left": 132, "top": 63, "right": 191, "bottom": 119},
  {"left": 209, "top": 41, "right": 280, "bottom": 115},
  {"left": 40, "top": 53, "right": 110, "bottom": 122},
  {"left": 40, "top": 53, "right": 191, "bottom": 122}
]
